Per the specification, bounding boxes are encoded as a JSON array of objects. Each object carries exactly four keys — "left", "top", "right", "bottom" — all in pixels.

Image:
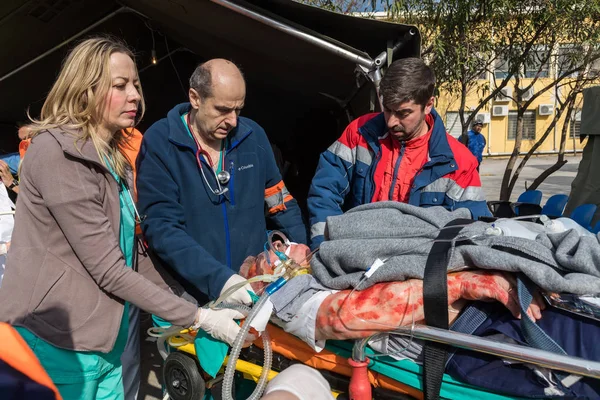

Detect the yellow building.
[
  {"left": 437, "top": 76, "right": 595, "bottom": 156},
  {"left": 351, "top": 11, "right": 599, "bottom": 157},
  {"left": 433, "top": 44, "right": 600, "bottom": 157}
]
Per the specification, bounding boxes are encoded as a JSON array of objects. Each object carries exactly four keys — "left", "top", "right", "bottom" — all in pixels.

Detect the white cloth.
[
  {"left": 263, "top": 364, "right": 334, "bottom": 400},
  {"left": 282, "top": 289, "right": 336, "bottom": 352},
  {"left": 0, "top": 185, "right": 14, "bottom": 287}
]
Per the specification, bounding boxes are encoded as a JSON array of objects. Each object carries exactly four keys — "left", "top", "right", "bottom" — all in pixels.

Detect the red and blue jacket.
[
  {"left": 307, "top": 109, "right": 490, "bottom": 249},
  {"left": 136, "top": 103, "right": 307, "bottom": 301}
]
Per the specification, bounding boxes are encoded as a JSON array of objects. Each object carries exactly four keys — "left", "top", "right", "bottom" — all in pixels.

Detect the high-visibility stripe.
[
  {"left": 421, "top": 178, "right": 485, "bottom": 202},
  {"left": 0, "top": 323, "right": 62, "bottom": 400},
  {"left": 327, "top": 141, "right": 373, "bottom": 167},
  {"left": 265, "top": 180, "right": 294, "bottom": 214}
]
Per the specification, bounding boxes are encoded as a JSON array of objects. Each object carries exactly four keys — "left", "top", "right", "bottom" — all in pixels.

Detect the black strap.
[{"left": 422, "top": 218, "right": 474, "bottom": 400}]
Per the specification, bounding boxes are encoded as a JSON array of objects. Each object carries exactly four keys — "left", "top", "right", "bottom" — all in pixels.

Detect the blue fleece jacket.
[{"left": 136, "top": 103, "right": 307, "bottom": 300}]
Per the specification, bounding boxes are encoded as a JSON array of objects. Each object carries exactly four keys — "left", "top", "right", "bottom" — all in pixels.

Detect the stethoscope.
[{"left": 187, "top": 113, "right": 230, "bottom": 196}]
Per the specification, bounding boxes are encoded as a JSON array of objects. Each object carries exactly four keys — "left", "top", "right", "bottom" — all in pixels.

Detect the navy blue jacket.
[{"left": 137, "top": 103, "right": 307, "bottom": 300}]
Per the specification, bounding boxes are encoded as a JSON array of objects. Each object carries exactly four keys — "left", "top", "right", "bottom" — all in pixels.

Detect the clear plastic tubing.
[{"left": 221, "top": 294, "right": 273, "bottom": 400}]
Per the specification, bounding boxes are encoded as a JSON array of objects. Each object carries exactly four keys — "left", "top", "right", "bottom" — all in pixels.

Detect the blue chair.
[
  {"left": 516, "top": 189, "right": 543, "bottom": 205},
  {"left": 541, "top": 194, "right": 569, "bottom": 218},
  {"left": 592, "top": 220, "right": 600, "bottom": 234},
  {"left": 569, "top": 204, "right": 597, "bottom": 231},
  {"left": 487, "top": 190, "right": 543, "bottom": 218}
]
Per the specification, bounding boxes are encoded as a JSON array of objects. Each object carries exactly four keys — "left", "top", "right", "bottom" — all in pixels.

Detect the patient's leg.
[{"left": 315, "top": 270, "right": 542, "bottom": 341}]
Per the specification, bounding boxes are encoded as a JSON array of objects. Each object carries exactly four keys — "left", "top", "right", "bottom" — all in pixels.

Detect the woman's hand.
[{"left": 452, "top": 270, "right": 545, "bottom": 321}]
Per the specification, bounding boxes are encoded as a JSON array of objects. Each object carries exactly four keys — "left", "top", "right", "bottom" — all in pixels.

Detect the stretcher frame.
[{"left": 159, "top": 319, "right": 600, "bottom": 400}]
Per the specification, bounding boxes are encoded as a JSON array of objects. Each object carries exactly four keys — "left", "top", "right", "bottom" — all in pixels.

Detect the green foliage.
[
  {"left": 301, "top": 0, "right": 600, "bottom": 199},
  {"left": 384, "top": 0, "right": 600, "bottom": 199}
]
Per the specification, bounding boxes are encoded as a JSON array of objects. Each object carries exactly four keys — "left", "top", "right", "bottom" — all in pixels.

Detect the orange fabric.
[
  {"left": 264, "top": 181, "right": 285, "bottom": 197},
  {"left": 0, "top": 323, "right": 62, "bottom": 400},
  {"left": 267, "top": 198, "right": 292, "bottom": 215},
  {"left": 265, "top": 180, "right": 293, "bottom": 214},
  {"left": 119, "top": 128, "right": 144, "bottom": 235},
  {"left": 19, "top": 139, "right": 31, "bottom": 159},
  {"left": 253, "top": 324, "right": 423, "bottom": 399},
  {"left": 372, "top": 114, "right": 434, "bottom": 203},
  {"left": 119, "top": 128, "right": 144, "bottom": 197}
]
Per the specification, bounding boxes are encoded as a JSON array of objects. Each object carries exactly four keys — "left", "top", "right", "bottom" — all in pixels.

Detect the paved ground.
[
  {"left": 479, "top": 154, "right": 581, "bottom": 203},
  {"left": 138, "top": 153, "right": 582, "bottom": 400},
  {"left": 139, "top": 314, "right": 164, "bottom": 400}
]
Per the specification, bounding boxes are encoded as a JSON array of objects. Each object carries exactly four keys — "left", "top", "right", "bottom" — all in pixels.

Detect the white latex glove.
[
  {"left": 220, "top": 274, "right": 255, "bottom": 306},
  {"left": 192, "top": 307, "right": 246, "bottom": 346},
  {"left": 263, "top": 364, "right": 334, "bottom": 400}
]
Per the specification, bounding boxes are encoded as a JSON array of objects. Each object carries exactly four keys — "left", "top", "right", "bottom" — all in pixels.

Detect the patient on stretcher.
[{"left": 239, "top": 230, "right": 600, "bottom": 399}]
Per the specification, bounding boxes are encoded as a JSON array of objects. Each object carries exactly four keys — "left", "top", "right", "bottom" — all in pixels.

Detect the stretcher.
[
  {"left": 159, "top": 319, "right": 600, "bottom": 400},
  {"left": 159, "top": 229, "right": 600, "bottom": 399}
]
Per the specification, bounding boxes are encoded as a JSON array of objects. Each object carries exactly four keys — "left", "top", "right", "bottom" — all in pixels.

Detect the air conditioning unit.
[
  {"left": 538, "top": 104, "right": 554, "bottom": 116},
  {"left": 521, "top": 87, "right": 535, "bottom": 101},
  {"left": 494, "top": 87, "right": 513, "bottom": 102},
  {"left": 492, "top": 105, "right": 509, "bottom": 117},
  {"left": 473, "top": 112, "right": 491, "bottom": 124}
]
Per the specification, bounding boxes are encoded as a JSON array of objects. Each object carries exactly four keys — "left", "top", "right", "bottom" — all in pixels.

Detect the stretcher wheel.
[{"left": 163, "top": 352, "right": 205, "bottom": 400}]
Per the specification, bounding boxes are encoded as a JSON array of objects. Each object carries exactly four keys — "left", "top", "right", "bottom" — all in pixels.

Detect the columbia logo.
[{"left": 238, "top": 164, "right": 254, "bottom": 171}]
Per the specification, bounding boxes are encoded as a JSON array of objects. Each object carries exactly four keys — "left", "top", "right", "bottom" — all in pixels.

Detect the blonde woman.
[{"left": 0, "top": 37, "right": 238, "bottom": 400}]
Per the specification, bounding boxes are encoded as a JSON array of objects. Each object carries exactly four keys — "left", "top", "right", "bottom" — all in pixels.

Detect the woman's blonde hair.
[{"left": 28, "top": 36, "right": 145, "bottom": 178}]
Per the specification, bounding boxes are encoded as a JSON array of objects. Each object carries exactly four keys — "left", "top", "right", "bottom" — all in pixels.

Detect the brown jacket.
[{"left": 0, "top": 128, "right": 197, "bottom": 352}]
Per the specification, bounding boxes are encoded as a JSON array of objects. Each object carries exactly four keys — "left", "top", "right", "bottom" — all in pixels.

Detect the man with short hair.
[
  {"left": 137, "top": 59, "right": 307, "bottom": 342},
  {"left": 461, "top": 121, "right": 487, "bottom": 171},
  {"left": 307, "top": 58, "right": 490, "bottom": 249}
]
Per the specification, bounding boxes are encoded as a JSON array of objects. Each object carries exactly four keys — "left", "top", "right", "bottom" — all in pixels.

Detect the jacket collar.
[
  {"left": 41, "top": 127, "right": 134, "bottom": 188},
  {"left": 167, "top": 102, "right": 253, "bottom": 152},
  {"left": 360, "top": 108, "right": 455, "bottom": 166},
  {"left": 43, "top": 127, "right": 104, "bottom": 167}
]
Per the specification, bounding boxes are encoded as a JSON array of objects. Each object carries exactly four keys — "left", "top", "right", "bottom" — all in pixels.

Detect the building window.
[
  {"left": 474, "top": 52, "right": 489, "bottom": 80},
  {"left": 570, "top": 109, "right": 582, "bottom": 138},
  {"left": 508, "top": 111, "right": 536, "bottom": 140},
  {"left": 524, "top": 48, "right": 550, "bottom": 78},
  {"left": 494, "top": 56, "right": 510, "bottom": 79},
  {"left": 445, "top": 112, "right": 463, "bottom": 138},
  {"left": 557, "top": 45, "right": 583, "bottom": 78}
]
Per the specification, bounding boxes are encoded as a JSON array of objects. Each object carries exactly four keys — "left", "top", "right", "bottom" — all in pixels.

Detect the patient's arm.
[{"left": 314, "top": 270, "right": 537, "bottom": 340}]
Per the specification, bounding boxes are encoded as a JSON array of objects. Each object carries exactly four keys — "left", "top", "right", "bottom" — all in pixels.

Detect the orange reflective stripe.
[
  {"left": 265, "top": 181, "right": 294, "bottom": 214},
  {"left": 267, "top": 203, "right": 286, "bottom": 214},
  {"left": 254, "top": 324, "right": 423, "bottom": 399},
  {"left": 0, "top": 323, "right": 62, "bottom": 400},
  {"left": 264, "top": 181, "right": 285, "bottom": 198}
]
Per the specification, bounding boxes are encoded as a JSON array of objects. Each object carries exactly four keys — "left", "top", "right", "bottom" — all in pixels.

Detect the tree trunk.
[
  {"left": 500, "top": 111, "right": 523, "bottom": 200},
  {"left": 528, "top": 98, "right": 574, "bottom": 190}
]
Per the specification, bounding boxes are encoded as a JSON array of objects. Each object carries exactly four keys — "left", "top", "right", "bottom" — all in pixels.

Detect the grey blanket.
[{"left": 310, "top": 202, "right": 600, "bottom": 295}]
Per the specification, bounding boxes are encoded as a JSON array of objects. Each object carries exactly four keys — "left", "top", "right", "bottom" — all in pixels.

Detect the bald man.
[{"left": 136, "top": 59, "right": 307, "bottom": 343}]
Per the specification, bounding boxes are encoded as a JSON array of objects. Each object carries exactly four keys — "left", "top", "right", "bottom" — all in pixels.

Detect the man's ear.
[
  {"left": 189, "top": 88, "right": 201, "bottom": 110},
  {"left": 424, "top": 96, "right": 435, "bottom": 114}
]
